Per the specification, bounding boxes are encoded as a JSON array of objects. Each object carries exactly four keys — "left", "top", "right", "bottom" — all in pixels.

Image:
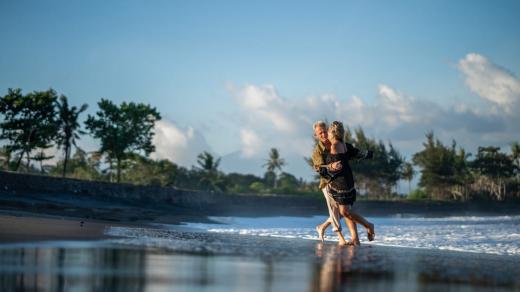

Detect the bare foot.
[
  {"left": 367, "top": 223, "right": 375, "bottom": 241},
  {"left": 316, "top": 225, "right": 325, "bottom": 242},
  {"left": 339, "top": 239, "right": 360, "bottom": 246},
  {"left": 347, "top": 239, "right": 361, "bottom": 246}
]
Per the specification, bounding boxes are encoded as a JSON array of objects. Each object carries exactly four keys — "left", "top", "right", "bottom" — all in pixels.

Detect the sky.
[{"left": 1, "top": 0, "right": 519, "bottom": 182}]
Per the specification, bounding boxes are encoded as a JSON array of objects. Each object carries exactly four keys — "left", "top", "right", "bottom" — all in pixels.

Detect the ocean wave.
[
  {"left": 104, "top": 215, "right": 520, "bottom": 256},
  {"left": 180, "top": 215, "right": 520, "bottom": 256},
  {"left": 408, "top": 215, "right": 520, "bottom": 222}
]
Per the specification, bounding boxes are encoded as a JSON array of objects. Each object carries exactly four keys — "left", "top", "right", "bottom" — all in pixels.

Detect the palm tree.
[
  {"left": 401, "top": 162, "right": 415, "bottom": 194},
  {"left": 263, "top": 148, "right": 286, "bottom": 188},
  {"left": 196, "top": 151, "right": 224, "bottom": 191},
  {"left": 56, "top": 95, "right": 88, "bottom": 177},
  {"left": 32, "top": 149, "right": 54, "bottom": 174},
  {"left": 197, "top": 151, "right": 221, "bottom": 173}
]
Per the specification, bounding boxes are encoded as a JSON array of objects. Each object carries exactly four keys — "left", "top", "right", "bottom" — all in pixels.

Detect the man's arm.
[
  {"left": 311, "top": 146, "right": 322, "bottom": 171},
  {"left": 311, "top": 145, "right": 332, "bottom": 178}
]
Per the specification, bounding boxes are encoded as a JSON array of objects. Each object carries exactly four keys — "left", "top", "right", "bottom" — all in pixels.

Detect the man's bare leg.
[
  {"left": 316, "top": 220, "right": 348, "bottom": 245},
  {"left": 316, "top": 188, "right": 342, "bottom": 241},
  {"left": 316, "top": 220, "right": 330, "bottom": 242}
]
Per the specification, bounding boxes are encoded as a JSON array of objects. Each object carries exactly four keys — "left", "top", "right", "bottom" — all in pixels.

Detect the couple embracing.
[{"left": 311, "top": 121, "right": 375, "bottom": 246}]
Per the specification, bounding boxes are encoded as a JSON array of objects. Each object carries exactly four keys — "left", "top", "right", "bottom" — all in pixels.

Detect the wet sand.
[
  {"left": 0, "top": 214, "right": 119, "bottom": 243},
  {"left": 2, "top": 173, "right": 520, "bottom": 290},
  {"left": 1, "top": 214, "right": 519, "bottom": 291}
]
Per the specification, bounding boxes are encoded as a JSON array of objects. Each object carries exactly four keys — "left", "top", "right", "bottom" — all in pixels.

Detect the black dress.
[{"left": 325, "top": 151, "right": 357, "bottom": 206}]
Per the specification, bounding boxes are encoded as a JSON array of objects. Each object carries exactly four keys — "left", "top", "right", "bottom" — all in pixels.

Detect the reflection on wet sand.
[
  {"left": 1, "top": 237, "right": 519, "bottom": 291},
  {"left": 311, "top": 241, "right": 520, "bottom": 291},
  {"left": 0, "top": 246, "right": 313, "bottom": 291},
  {"left": 0, "top": 247, "right": 147, "bottom": 292},
  {"left": 312, "top": 243, "right": 403, "bottom": 291}
]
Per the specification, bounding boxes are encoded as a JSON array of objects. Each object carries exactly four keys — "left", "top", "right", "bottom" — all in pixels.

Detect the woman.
[{"left": 325, "top": 121, "right": 375, "bottom": 245}]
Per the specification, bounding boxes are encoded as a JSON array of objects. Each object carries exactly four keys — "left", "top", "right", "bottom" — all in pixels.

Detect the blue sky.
[{"left": 1, "top": 0, "right": 520, "bottom": 181}]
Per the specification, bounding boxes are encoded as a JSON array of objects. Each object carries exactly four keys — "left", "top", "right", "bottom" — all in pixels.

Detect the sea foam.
[{"left": 174, "top": 215, "right": 520, "bottom": 256}]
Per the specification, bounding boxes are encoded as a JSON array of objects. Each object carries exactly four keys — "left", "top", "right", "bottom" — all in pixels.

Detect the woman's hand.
[{"left": 329, "top": 161, "right": 342, "bottom": 171}]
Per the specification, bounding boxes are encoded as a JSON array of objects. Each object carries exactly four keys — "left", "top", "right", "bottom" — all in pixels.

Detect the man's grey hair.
[{"left": 313, "top": 120, "right": 327, "bottom": 130}]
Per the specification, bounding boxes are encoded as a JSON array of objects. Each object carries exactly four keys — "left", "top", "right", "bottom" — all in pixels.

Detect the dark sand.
[
  {"left": 1, "top": 185, "right": 520, "bottom": 291},
  {"left": 2, "top": 172, "right": 520, "bottom": 290},
  {"left": 1, "top": 214, "right": 519, "bottom": 291},
  {"left": 0, "top": 214, "right": 118, "bottom": 243}
]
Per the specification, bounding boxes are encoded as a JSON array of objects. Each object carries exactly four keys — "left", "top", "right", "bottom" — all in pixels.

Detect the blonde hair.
[
  {"left": 328, "top": 121, "right": 344, "bottom": 142},
  {"left": 313, "top": 120, "right": 327, "bottom": 131}
]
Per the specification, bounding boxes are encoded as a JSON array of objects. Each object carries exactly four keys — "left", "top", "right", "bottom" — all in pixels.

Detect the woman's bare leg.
[
  {"left": 345, "top": 206, "right": 375, "bottom": 241},
  {"left": 339, "top": 205, "right": 360, "bottom": 245},
  {"left": 336, "top": 229, "right": 348, "bottom": 245},
  {"left": 344, "top": 217, "right": 360, "bottom": 245}
]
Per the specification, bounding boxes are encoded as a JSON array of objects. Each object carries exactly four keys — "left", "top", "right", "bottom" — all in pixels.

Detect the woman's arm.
[{"left": 345, "top": 143, "right": 373, "bottom": 160}]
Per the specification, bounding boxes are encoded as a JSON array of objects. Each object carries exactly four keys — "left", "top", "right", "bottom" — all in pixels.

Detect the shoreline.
[
  {"left": 0, "top": 214, "right": 518, "bottom": 291},
  {"left": 1, "top": 171, "right": 519, "bottom": 290},
  {"left": 0, "top": 212, "right": 520, "bottom": 291},
  {"left": 2, "top": 211, "right": 519, "bottom": 257},
  {"left": 2, "top": 211, "right": 518, "bottom": 259}
]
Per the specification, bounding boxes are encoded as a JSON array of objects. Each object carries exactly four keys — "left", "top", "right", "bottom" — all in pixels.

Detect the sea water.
[{"left": 171, "top": 215, "right": 520, "bottom": 256}]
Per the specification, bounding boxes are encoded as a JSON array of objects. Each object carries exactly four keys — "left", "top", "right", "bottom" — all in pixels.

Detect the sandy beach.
[
  {"left": 1, "top": 212, "right": 519, "bottom": 291},
  {"left": 1, "top": 174, "right": 519, "bottom": 291},
  {"left": 0, "top": 214, "right": 119, "bottom": 243}
]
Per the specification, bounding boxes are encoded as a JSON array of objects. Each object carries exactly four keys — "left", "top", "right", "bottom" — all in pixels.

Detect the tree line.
[
  {"left": 0, "top": 88, "right": 316, "bottom": 196},
  {"left": 341, "top": 127, "right": 519, "bottom": 201},
  {"left": 1, "top": 88, "right": 518, "bottom": 201},
  {"left": 0, "top": 88, "right": 160, "bottom": 183}
]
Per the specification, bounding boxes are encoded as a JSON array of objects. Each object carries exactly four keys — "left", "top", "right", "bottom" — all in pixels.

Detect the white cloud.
[
  {"left": 458, "top": 53, "right": 520, "bottom": 113},
  {"left": 229, "top": 84, "right": 334, "bottom": 160},
  {"left": 377, "top": 84, "right": 418, "bottom": 125},
  {"left": 227, "top": 64, "right": 519, "bottom": 173},
  {"left": 232, "top": 84, "right": 298, "bottom": 133},
  {"left": 152, "top": 120, "right": 211, "bottom": 168},
  {"left": 149, "top": 53, "right": 520, "bottom": 181},
  {"left": 228, "top": 82, "right": 447, "bottom": 157},
  {"left": 240, "top": 128, "right": 262, "bottom": 158}
]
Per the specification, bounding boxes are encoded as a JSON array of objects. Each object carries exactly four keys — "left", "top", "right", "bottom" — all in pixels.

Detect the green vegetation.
[
  {"left": 413, "top": 132, "right": 518, "bottom": 201},
  {"left": 0, "top": 89, "right": 58, "bottom": 171},
  {"left": 85, "top": 99, "right": 161, "bottom": 182},
  {"left": 413, "top": 132, "right": 469, "bottom": 200},
  {"left": 407, "top": 188, "right": 429, "bottom": 200},
  {"left": 401, "top": 162, "right": 415, "bottom": 194},
  {"left": 195, "top": 151, "right": 226, "bottom": 192},
  {"left": 347, "top": 127, "right": 405, "bottom": 199},
  {"left": 56, "top": 95, "right": 88, "bottom": 177},
  {"left": 263, "top": 148, "right": 286, "bottom": 188},
  {"left": 1, "top": 88, "right": 519, "bottom": 201}
]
